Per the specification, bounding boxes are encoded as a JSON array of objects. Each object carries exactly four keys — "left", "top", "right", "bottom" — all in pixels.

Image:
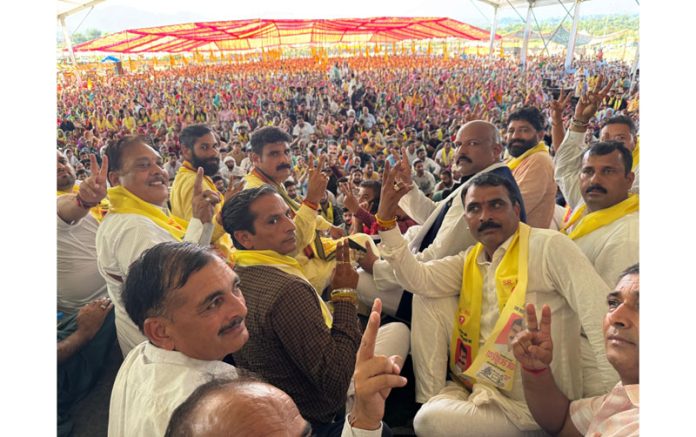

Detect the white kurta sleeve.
[
  {"left": 398, "top": 183, "right": 438, "bottom": 224},
  {"left": 553, "top": 130, "right": 586, "bottom": 210},
  {"left": 378, "top": 227, "right": 465, "bottom": 298}
]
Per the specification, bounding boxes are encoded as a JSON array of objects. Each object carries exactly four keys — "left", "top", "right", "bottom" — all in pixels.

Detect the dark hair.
[
  {"left": 461, "top": 172, "right": 521, "bottom": 207},
  {"left": 220, "top": 185, "right": 278, "bottom": 249},
  {"left": 211, "top": 175, "right": 224, "bottom": 183},
  {"left": 282, "top": 179, "right": 297, "bottom": 188},
  {"left": 105, "top": 135, "right": 151, "bottom": 173},
  {"left": 123, "top": 242, "right": 219, "bottom": 332},
  {"left": 412, "top": 159, "right": 423, "bottom": 167},
  {"left": 359, "top": 180, "right": 381, "bottom": 214},
  {"left": 584, "top": 141, "right": 633, "bottom": 176},
  {"left": 179, "top": 124, "right": 213, "bottom": 152},
  {"left": 619, "top": 263, "right": 639, "bottom": 281},
  {"left": 507, "top": 106, "right": 545, "bottom": 132},
  {"left": 440, "top": 169, "right": 452, "bottom": 178},
  {"left": 601, "top": 115, "right": 637, "bottom": 137},
  {"left": 249, "top": 126, "right": 292, "bottom": 156}
]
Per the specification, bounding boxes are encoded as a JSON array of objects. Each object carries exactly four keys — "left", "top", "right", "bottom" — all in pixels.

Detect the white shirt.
[
  {"left": 108, "top": 341, "right": 238, "bottom": 437},
  {"left": 554, "top": 130, "right": 639, "bottom": 286},
  {"left": 292, "top": 123, "right": 315, "bottom": 141},
  {"left": 555, "top": 130, "right": 639, "bottom": 197},
  {"left": 96, "top": 211, "right": 212, "bottom": 356},
  {"left": 57, "top": 213, "right": 107, "bottom": 315},
  {"left": 378, "top": 226, "right": 619, "bottom": 428},
  {"left": 371, "top": 162, "right": 508, "bottom": 294}
]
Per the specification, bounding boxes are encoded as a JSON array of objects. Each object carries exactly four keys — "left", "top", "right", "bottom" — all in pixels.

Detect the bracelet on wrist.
[
  {"left": 330, "top": 288, "right": 358, "bottom": 307},
  {"left": 375, "top": 214, "right": 397, "bottom": 226},
  {"left": 75, "top": 193, "right": 99, "bottom": 210},
  {"left": 521, "top": 366, "right": 548, "bottom": 375}
]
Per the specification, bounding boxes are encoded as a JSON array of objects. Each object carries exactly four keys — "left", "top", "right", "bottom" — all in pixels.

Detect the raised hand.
[
  {"left": 376, "top": 161, "right": 412, "bottom": 221},
  {"left": 192, "top": 166, "right": 221, "bottom": 224},
  {"left": 549, "top": 87, "right": 571, "bottom": 120},
  {"left": 305, "top": 153, "right": 329, "bottom": 205},
  {"left": 350, "top": 298, "right": 408, "bottom": 430},
  {"left": 330, "top": 240, "right": 359, "bottom": 290},
  {"left": 223, "top": 176, "right": 245, "bottom": 200},
  {"left": 511, "top": 304, "right": 554, "bottom": 371},
  {"left": 397, "top": 147, "right": 413, "bottom": 186},
  {"left": 78, "top": 154, "right": 109, "bottom": 205},
  {"left": 574, "top": 74, "right": 613, "bottom": 123},
  {"left": 340, "top": 182, "right": 360, "bottom": 214}
]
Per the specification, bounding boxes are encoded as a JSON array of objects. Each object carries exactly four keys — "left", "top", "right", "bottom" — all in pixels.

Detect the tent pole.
[
  {"left": 520, "top": 1, "right": 533, "bottom": 68},
  {"left": 489, "top": 5, "right": 499, "bottom": 57},
  {"left": 59, "top": 16, "right": 80, "bottom": 80},
  {"left": 564, "top": 0, "right": 582, "bottom": 71},
  {"left": 629, "top": 40, "right": 639, "bottom": 94}
]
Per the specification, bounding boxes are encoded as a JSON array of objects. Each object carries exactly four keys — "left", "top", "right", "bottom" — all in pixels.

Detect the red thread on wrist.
[{"left": 302, "top": 199, "right": 319, "bottom": 210}]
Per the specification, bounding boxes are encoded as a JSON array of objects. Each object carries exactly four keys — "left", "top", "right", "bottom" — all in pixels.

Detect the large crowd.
[{"left": 57, "top": 52, "right": 640, "bottom": 437}]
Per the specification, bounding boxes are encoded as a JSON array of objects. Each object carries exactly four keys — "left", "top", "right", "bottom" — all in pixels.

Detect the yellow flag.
[{"left": 427, "top": 41, "right": 432, "bottom": 56}]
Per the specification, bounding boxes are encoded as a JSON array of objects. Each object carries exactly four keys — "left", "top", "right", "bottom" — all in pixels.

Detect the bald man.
[{"left": 355, "top": 121, "right": 527, "bottom": 401}]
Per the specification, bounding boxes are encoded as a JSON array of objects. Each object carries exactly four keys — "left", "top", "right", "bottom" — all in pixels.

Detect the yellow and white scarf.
[
  {"left": 450, "top": 223, "right": 531, "bottom": 391},
  {"left": 107, "top": 185, "right": 188, "bottom": 241},
  {"left": 561, "top": 194, "right": 639, "bottom": 241}
]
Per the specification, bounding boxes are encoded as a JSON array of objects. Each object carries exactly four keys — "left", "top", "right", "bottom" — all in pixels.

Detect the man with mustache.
[
  {"left": 243, "top": 126, "right": 372, "bottom": 293},
  {"left": 376, "top": 171, "right": 617, "bottom": 436},
  {"left": 170, "top": 124, "right": 236, "bottom": 259},
  {"left": 220, "top": 186, "right": 409, "bottom": 436},
  {"left": 553, "top": 74, "right": 639, "bottom": 194},
  {"left": 96, "top": 135, "right": 220, "bottom": 356},
  {"left": 555, "top": 141, "right": 638, "bottom": 287},
  {"left": 356, "top": 121, "right": 524, "bottom": 325},
  {"left": 511, "top": 264, "right": 639, "bottom": 436},
  {"left": 505, "top": 106, "right": 557, "bottom": 228},
  {"left": 108, "top": 242, "right": 247, "bottom": 437}
]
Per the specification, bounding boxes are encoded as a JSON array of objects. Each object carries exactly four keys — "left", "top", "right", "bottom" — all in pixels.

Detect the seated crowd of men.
[{"left": 57, "top": 62, "right": 639, "bottom": 436}]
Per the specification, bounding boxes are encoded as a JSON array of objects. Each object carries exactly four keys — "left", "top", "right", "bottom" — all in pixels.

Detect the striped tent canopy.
[{"left": 73, "top": 16, "right": 499, "bottom": 53}]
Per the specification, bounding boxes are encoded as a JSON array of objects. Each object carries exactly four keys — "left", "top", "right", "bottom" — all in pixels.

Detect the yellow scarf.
[
  {"left": 233, "top": 250, "right": 333, "bottom": 328},
  {"left": 450, "top": 223, "right": 530, "bottom": 391},
  {"left": 56, "top": 185, "right": 109, "bottom": 223},
  {"left": 320, "top": 201, "right": 334, "bottom": 225},
  {"left": 506, "top": 142, "right": 549, "bottom": 171},
  {"left": 632, "top": 140, "right": 639, "bottom": 171},
  {"left": 180, "top": 161, "right": 221, "bottom": 196},
  {"left": 107, "top": 185, "right": 188, "bottom": 241},
  {"left": 561, "top": 194, "right": 639, "bottom": 241},
  {"left": 245, "top": 169, "right": 302, "bottom": 212}
]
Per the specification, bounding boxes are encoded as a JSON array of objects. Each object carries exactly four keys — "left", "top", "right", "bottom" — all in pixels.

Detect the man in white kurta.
[
  {"left": 554, "top": 141, "right": 638, "bottom": 287},
  {"left": 108, "top": 341, "right": 238, "bottom": 437},
  {"left": 97, "top": 137, "right": 217, "bottom": 357},
  {"left": 357, "top": 121, "right": 520, "bottom": 317},
  {"left": 374, "top": 170, "right": 618, "bottom": 436}
]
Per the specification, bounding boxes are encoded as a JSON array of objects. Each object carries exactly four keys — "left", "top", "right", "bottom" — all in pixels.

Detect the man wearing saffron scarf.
[
  {"left": 555, "top": 141, "right": 638, "bottom": 287},
  {"left": 170, "top": 124, "right": 236, "bottom": 259},
  {"left": 220, "top": 186, "right": 409, "bottom": 436},
  {"left": 376, "top": 170, "right": 617, "bottom": 436},
  {"left": 505, "top": 106, "right": 557, "bottom": 228},
  {"left": 96, "top": 135, "right": 220, "bottom": 356}
]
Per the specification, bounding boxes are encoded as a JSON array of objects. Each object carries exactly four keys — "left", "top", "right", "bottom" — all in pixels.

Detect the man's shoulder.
[{"left": 237, "top": 265, "right": 312, "bottom": 292}]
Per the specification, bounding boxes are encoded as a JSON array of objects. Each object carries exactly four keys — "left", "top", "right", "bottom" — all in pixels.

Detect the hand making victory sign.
[
  {"left": 376, "top": 160, "right": 412, "bottom": 222},
  {"left": 77, "top": 154, "right": 109, "bottom": 205},
  {"left": 511, "top": 303, "right": 554, "bottom": 371},
  {"left": 192, "top": 167, "right": 221, "bottom": 224}
]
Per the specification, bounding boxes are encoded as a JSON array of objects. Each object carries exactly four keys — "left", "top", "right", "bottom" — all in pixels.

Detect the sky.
[{"left": 62, "top": 0, "right": 640, "bottom": 34}]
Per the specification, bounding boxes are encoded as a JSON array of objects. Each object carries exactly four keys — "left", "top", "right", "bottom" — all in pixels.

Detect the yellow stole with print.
[
  {"left": 56, "top": 185, "right": 109, "bottom": 223},
  {"left": 107, "top": 185, "right": 187, "bottom": 241},
  {"left": 320, "top": 201, "right": 335, "bottom": 225},
  {"left": 506, "top": 142, "right": 549, "bottom": 171},
  {"left": 233, "top": 249, "right": 333, "bottom": 328},
  {"left": 449, "top": 223, "right": 530, "bottom": 391},
  {"left": 560, "top": 194, "right": 639, "bottom": 241}
]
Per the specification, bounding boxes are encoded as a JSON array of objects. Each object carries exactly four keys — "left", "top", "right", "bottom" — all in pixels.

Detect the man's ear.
[
  {"left": 233, "top": 230, "right": 254, "bottom": 250},
  {"left": 251, "top": 152, "right": 262, "bottom": 166},
  {"left": 181, "top": 146, "right": 193, "bottom": 162},
  {"left": 143, "top": 317, "right": 175, "bottom": 351},
  {"left": 108, "top": 171, "right": 120, "bottom": 187}
]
